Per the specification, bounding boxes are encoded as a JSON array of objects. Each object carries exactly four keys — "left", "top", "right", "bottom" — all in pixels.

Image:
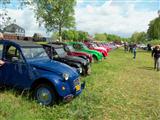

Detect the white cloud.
[
  {"left": 4, "top": 8, "right": 50, "bottom": 37},
  {"left": 75, "top": 2, "right": 158, "bottom": 37},
  {"left": 2, "top": 1, "right": 158, "bottom": 38},
  {"left": 77, "top": 0, "right": 84, "bottom": 4}
]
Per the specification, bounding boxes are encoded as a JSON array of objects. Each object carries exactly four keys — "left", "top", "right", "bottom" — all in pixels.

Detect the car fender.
[{"left": 31, "top": 74, "right": 72, "bottom": 97}]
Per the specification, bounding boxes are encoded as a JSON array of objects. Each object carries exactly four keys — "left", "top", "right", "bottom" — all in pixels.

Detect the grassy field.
[{"left": 0, "top": 48, "right": 159, "bottom": 120}]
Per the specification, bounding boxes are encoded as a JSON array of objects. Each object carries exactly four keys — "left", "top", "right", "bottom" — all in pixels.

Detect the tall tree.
[
  {"left": 62, "top": 30, "right": 74, "bottom": 40},
  {"left": 34, "top": 0, "right": 76, "bottom": 41},
  {"left": 147, "top": 14, "right": 160, "bottom": 40},
  {"left": 131, "top": 32, "right": 147, "bottom": 43},
  {"left": 94, "top": 33, "right": 107, "bottom": 41},
  {"left": 78, "top": 31, "right": 88, "bottom": 41}
]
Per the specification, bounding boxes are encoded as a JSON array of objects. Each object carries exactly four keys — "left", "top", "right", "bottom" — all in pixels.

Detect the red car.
[
  {"left": 95, "top": 42, "right": 112, "bottom": 52},
  {"left": 50, "top": 42, "right": 93, "bottom": 63},
  {"left": 65, "top": 45, "right": 93, "bottom": 63},
  {"left": 84, "top": 42, "right": 108, "bottom": 58}
]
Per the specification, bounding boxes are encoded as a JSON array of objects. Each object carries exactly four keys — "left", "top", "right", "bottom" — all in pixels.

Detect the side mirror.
[{"left": 12, "top": 57, "right": 19, "bottom": 62}]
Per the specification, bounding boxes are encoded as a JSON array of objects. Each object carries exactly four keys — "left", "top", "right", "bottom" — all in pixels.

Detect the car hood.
[
  {"left": 96, "top": 47, "right": 107, "bottom": 51},
  {"left": 71, "top": 51, "right": 91, "bottom": 57},
  {"left": 93, "top": 47, "right": 106, "bottom": 52},
  {"left": 82, "top": 49, "right": 102, "bottom": 55},
  {"left": 29, "top": 59, "right": 79, "bottom": 78},
  {"left": 63, "top": 55, "right": 87, "bottom": 65}
]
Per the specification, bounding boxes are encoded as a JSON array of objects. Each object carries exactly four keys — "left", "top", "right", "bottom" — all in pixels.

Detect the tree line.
[{"left": 0, "top": 0, "right": 159, "bottom": 44}]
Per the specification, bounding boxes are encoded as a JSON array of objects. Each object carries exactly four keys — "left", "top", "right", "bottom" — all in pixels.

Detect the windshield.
[
  {"left": 82, "top": 44, "right": 89, "bottom": 49},
  {"left": 22, "top": 47, "right": 49, "bottom": 61},
  {"left": 67, "top": 45, "right": 75, "bottom": 52},
  {"left": 55, "top": 48, "right": 67, "bottom": 57}
]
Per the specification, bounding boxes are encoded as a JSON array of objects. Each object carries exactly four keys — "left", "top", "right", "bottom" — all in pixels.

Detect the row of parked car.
[{"left": 0, "top": 39, "right": 115, "bottom": 106}]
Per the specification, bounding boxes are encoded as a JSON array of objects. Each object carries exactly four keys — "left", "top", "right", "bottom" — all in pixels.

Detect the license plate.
[{"left": 75, "top": 85, "right": 81, "bottom": 91}]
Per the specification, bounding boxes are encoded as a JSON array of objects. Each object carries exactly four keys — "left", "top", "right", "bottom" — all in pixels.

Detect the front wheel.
[
  {"left": 93, "top": 55, "right": 98, "bottom": 63},
  {"left": 33, "top": 84, "right": 58, "bottom": 106}
]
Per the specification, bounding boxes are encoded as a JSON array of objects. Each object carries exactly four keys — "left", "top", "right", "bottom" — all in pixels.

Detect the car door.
[{"left": 2, "top": 44, "right": 30, "bottom": 89}]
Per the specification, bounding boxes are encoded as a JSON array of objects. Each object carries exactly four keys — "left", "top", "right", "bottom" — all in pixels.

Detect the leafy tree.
[
  {"left": 34, "top": 0, "right": 76, "bottom": 41},
  {"left": 147, "top": 17, "right": 160, "bottom": 40},
  {"left": 62, "top": 30, "right": 74, "bottom": 40},
  {"left": 51, "top": 32, "right": 58, "bottom": 41},
  {"left": 72, "top": 30, "right": 79, "bottom": 41},
  {"left": 147, "top": 39, "right": 160, "bottom": 46},
  {"left": 78, "top": 31, "right": 88, "bottom": 41},
  {"left": 131, "top": 32, "right": 147, "bottom": 43},
  {"left": 62, "top": 30, "right": 89, "bottom": 41},
  {"left": 94, "top": 33, "right": 107, "bottom": 41},
  {"left": 106, "top": 34, "right": 121, "bottom": 42},
  {"left": 94, "top": 33, "right": 126, "bottom": 42}
]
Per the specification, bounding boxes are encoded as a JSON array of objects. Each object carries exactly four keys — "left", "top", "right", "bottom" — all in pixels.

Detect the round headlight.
[
  {"left": 78, "top": 67, "right": 82, "bottom": 74},
  {"left": 87, "top": 58, "right": 90, "bottom": 62},
  {"left": 63, "top": 73, "right": 69, "bottom": 81}
]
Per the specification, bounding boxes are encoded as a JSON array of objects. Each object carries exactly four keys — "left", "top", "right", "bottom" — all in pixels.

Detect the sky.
[{"left": 0, "top": 0, "right": 160, "bottom": 37}]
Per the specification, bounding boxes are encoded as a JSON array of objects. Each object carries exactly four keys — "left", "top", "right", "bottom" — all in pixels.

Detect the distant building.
[{"left": 3, "top": 23, "right": 25, "bottom": 36}]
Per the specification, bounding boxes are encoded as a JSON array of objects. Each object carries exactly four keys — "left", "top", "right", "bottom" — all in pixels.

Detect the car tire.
[
  {"left": 33, "top": 84, "right": 58, "bottom": 106},
  {"left": 93, "top": 55, "right": 98, "bottom": 63}
]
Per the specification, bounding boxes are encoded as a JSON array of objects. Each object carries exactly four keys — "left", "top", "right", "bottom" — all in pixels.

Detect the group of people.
[
  {"left": 124, "top": 42, "right": 137, "bottom": 59},
  {"left": 124, "top": 42, "right": 160, "bottom": 71},
  {"left": 152, "top": 45, "right": 160, "bottom": 71}
]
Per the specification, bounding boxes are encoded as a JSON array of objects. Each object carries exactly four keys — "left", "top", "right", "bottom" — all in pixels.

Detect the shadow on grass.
[{"left": 138, "top": 66, "right": 154, "bottom": 71}]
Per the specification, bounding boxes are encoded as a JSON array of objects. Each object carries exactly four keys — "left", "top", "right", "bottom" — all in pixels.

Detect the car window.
[
  {"left": 67, "top": 45, "right": 75, "bottom": 52},
  {"left": 73, "top": 44, "right": 82, "bottom": 50},
  {"left": 55, "top": 48, "right": 67, "bottom": 57},
  {"left": 44, "top": 46, "right": 52, "bottom": 58},
  {"left": 5, "top": 45, "right": 22, "bottom": 62},
  {"left": 52, "top": 48, "right": 57, "bottom": 56},
  {"left": 22, "top": 47, "right": 49, "bottom": 60},
  {"left": 0, "top": 44, "right": 3, "bottom": 59}
]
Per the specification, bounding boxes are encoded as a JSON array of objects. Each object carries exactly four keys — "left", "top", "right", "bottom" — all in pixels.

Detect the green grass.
[{"left": 0, "top": 49, "right": 160, "bottom": 120}]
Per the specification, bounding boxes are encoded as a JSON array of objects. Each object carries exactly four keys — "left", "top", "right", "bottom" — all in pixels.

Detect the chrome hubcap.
[{"left": 36, "top": 87, "right": 52, "bottom": 105}]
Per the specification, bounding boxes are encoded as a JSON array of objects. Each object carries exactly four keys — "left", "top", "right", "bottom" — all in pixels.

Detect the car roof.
[
  {"left": 67, "top": 42, "right": 83, "bottom": 44},
  {"left": 50, "top": 42, "right": 66, "bottom": 45},
  {"left": 43, "top": 43, "right": 64, "bottom": 49},
  {"left": 2, "top": 39, "right": 42, "bottom": 48}
]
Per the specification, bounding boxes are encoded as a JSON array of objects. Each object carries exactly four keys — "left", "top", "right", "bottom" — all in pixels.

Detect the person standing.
[
  {"left": 124, "top": 42, "right": 128, "bottom": 52},
  {"left": 132, "top": 44, "right": 137, "bottom": 59},
  {"left": 152, "top": 45, "right": 160, "bottom": 71}
]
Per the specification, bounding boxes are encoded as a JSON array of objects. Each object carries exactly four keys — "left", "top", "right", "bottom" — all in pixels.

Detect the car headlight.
[
  {"left": 78, "top": 67, "right": 82, "bottom": 74},
  {"left": 63, "top": 73, "right": 69, "bottom": 81},
  {"left": 83, "top": 61, "right": 87, "bottom": 66},
  {"left": 87, "top": 58, "right": 90, "bottom": 62}
]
